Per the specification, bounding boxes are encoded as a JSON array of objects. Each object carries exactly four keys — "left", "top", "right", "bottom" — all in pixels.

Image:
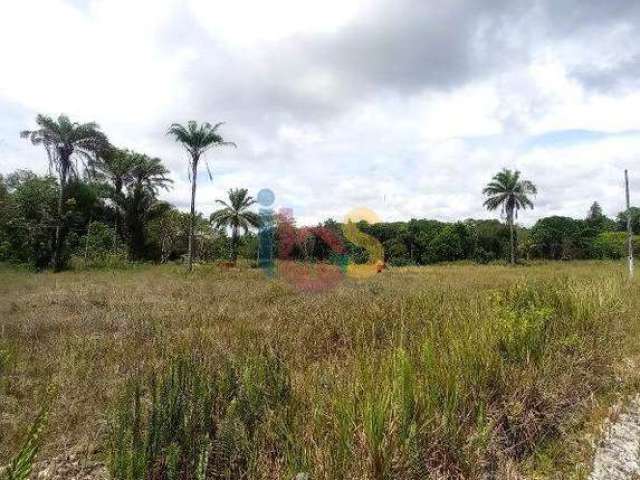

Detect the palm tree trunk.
[
  {"left": 187, "top": 156, "right": 198, "bottom": 272},
  {"left": 231, "top": 226, "right": 238, "bottom": 264},
  {"left": 508, "top": 209, "right": 515, "bottom": 265},
  {"left": 113, "top": 182, "right": 122, "bottom": 249},
  {"left": 113, "top": 213, "right": 119, "bottom": 249},
  {"left": 160, "top": 235, "right": 168, "bottom": 264},
  {"left": 52, "top": 167, "right": 68, "bottom": 272}
]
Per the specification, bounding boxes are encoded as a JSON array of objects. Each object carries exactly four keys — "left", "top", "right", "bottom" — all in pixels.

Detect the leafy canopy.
[
  {"left": 210, "top": 188, "right": 261, "bottom": 233},
  {"left": 167, "top": 121, "right": 236, "bottom": 165},
  {"left": 483, "top": 168, "right": 537, "bottom": 218},
  {"left": 20, "top": 114, "right": 109, "bottom": 178}
]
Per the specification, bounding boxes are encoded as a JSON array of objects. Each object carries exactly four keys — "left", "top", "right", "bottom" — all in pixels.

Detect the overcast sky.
[{"left": 1, "top": 0, "right": 639, "bottom": 226}]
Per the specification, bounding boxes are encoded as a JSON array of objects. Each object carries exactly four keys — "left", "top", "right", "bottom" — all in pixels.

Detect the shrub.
[
  {"left": 71, "top": 222, "right": 128, "bottom": 269},
  {"left": 387, "top": 257, "right": 415, "bottom": 267},
  {"left": 589, "top": 231, "right": 640, "bottom": 259}
]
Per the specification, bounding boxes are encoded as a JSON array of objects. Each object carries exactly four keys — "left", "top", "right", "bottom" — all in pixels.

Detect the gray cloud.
[
  {"left": 178, "top": 0, "right": 526, "bottom": 125},
  {"left": 3, "top": 0, "right": 640, "bottom": 225},
  {"left": 169, "top": 0, "right": 640, "bottom": 135},
  {"left": 572, "top": 56, "right": 640, "bottom": 93}
]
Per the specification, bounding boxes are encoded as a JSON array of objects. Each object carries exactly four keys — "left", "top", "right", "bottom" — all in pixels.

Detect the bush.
[
  {"left": 71, "top": 222, "right": 128, "bottom": 269},
  {"left": 387, "top": 257, "right": 415, "bottom": 267},
  {"left": 589, "top": 232, "right": 640, "bottom": 259},
  {"left": 474, "top": 247, "right": 496, "bottom": 264}
]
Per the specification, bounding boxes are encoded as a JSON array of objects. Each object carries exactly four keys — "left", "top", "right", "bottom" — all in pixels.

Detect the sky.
[{"left": 1, "top": 0, "right": 639, "bottom": 226}]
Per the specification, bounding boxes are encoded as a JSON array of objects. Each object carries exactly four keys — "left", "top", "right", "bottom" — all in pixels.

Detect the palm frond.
[{"left": 482, "top": 168, "right": 536, "bottom": 216}]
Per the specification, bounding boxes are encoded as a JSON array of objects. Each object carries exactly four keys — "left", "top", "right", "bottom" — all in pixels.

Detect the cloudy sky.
[{"left": 1, "top": 0, "right": 639, "bottom": 226}]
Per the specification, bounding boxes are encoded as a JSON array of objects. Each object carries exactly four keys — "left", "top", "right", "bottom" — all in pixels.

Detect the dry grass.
[{"left": 1, "top": 261, "right": 639, "bottom": 478}]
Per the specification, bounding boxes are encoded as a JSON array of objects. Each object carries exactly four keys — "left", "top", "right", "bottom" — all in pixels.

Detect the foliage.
[
  {"left": 590, "top": 231, "right": 640, "bottom": 259},
  {"left": 70, "top": 221, "right": 128, "bottom": 269},
  {"left": 617, "top": 206, "right": 640, "bottom": 235},
  {"left": 425, "top": 222, "right": 473, "bottom": 262},
  {"left": 21, "top": 114, "right": 109, "bottom": 271},
  {"left": 586, "top": 201, "right": 616, "bottom": 233},
  {"left": 0, "top": 171, "right": 58, "bottom": 269},
  {"left": 210, "top": 188, "right": 261, "bottom": 262},
  {"left": 1, "top": 116, "right": 638, "bottom": 269},
  {"left": 119, "top": 155, "right": 172, "bottom": 260},
  {"left": 529, "top": 216, "right": 591, "bottom": 260}
]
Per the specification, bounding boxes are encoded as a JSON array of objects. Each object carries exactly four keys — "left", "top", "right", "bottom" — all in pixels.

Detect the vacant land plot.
[{"left": 1, "top": 262, "right": 639, "bottom": 479}]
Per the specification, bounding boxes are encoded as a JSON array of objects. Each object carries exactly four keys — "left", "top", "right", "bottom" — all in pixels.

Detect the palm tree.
[
  {"left": 483, "top": 168, "right": 537, "bottom": 264},
  {"left": 21, "top": 114, "right": 108, "bottom": 271},
  {"left": 167, "top": 121, "right": 236, "bottom": 271},
  {"left": 210, "top": 188, "right": 261, "bottom": 264},
  {"left": 122, "top": 154, "right": 172, "bottom": 260},
  {"left": 96, "top": 148, "right": 136, "bottom": 244}
]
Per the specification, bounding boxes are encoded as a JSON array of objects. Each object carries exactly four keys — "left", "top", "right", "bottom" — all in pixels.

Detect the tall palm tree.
[
  {"left": 21, "top": 114, "right": 108, "bottom": 271},
  {"left": 167, "top": 121, "right": 236, "bottom": 271},
  {"left": 210, "top": 188, "right": 261, "bottom": 264},
  {"left": 483, "top": 168, "right": 537, "bottom": 264},
  {"left": 122, "top": 154, "right": 172, "bottom": 260}
]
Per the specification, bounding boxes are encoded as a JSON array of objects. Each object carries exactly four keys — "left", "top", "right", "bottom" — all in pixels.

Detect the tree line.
[{"left": 0, "top": 114, "right": 637, "bottom": 271}]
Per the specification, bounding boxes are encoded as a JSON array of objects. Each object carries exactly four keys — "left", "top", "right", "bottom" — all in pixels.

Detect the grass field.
[{"left": 1, "top": 262, "right": 639, "bottom": 479}]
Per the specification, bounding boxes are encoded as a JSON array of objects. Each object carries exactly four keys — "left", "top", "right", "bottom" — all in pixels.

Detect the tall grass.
[
  {"left": 108, "top": 350, "right": 297, "bottom": 479},
  {"left": 0, "top": 409, "right": 48, "bottom": 480},
  {"left": 0, "top": 347, "right": 48, "bottom": 480},
  {"left": 0, "top": 263, "right": 637, "bottom": 478}
]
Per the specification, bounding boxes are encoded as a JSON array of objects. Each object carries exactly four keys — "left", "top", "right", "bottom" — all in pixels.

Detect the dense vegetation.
[
  {"left": 2, "top": 114, "right": 637, "bottom": 272},
  {"left": 0, "top": 165, "right": 637, "bottom": 270},
  {"left": 1, "top": 263, "right": 638, "bottom": 478}
]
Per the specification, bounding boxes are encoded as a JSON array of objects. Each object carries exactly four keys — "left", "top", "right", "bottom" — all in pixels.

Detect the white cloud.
[
  {"left": 188, "top": 0, "right": 365, "bottom": 45},
  {"left": 1, "top": 0, "right": 640, "bottom": 228}
]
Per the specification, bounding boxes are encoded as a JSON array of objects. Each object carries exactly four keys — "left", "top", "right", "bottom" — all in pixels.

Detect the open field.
[{"left": 1, "top": 262, "right": 640, "bottom": 479}]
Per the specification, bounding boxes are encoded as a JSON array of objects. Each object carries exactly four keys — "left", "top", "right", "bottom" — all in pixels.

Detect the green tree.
[
  {"left": 591, "top": 232, "right": 640, "bottom": 259},
  {"left": 95, "top": 148, "right": 137, "bottom": 243},
  {"left": 1, "top": 171, "right": 58, "bottom": 268},
  {"left": 426, "top": 223, "right": 473, "bottom": 263},
  {"left": 530, "top": 216, "right": 590, "bottom": 260},
  {"left": 465, "top": 219, "right": 509, "bottom": 263},
  {"left": 616, "top": 207, "right": 640, "bottom": 235},
  {"left": 482, "top": 169, "right": 537, "bottom": 264},
  {"left": 21, "top": 114, "right": 108, "bottom": 270},
  {"left": 586, "top": 201, "right": 615, "bottom": 233},
  {"left": 210, "top": 188, "right": 261, "bottom": 263},
  {"left": 0, "top": 175, "right": 10, "bottom": 254},
  {"left": 167, "top": 121, "right": 236, "bottom": 272},
  {"left": 147, "top": 208, "right": 190, "bottom": 263},
  {"left": 121, "top": 155, "right": 172, "bottom": 260}
]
